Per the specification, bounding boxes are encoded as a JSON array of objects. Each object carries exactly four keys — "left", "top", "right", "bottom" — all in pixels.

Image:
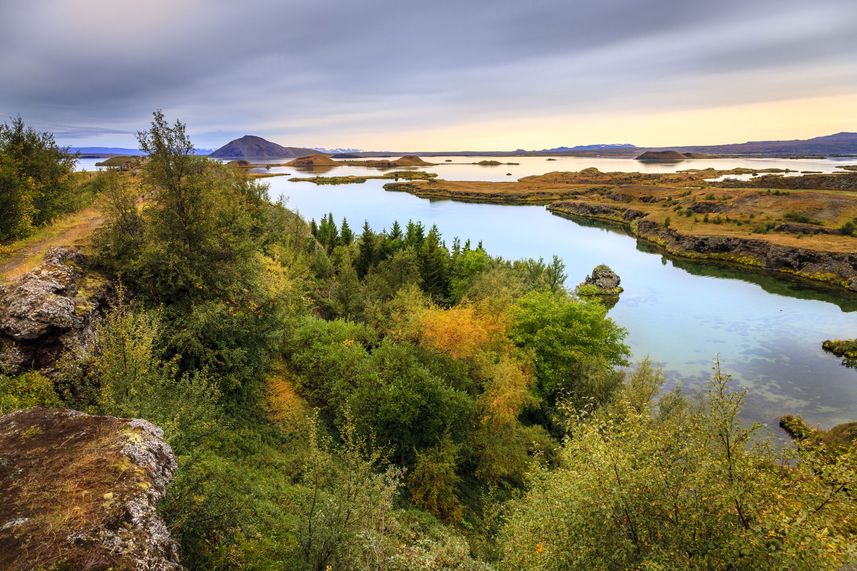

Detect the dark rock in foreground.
[{"left": 0, "top": 407, "right": 181, "bottom": 571}]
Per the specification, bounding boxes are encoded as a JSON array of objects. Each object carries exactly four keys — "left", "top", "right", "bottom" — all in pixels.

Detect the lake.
[{"left": 261, "top": 156, "right": 857, "bottom": 429}]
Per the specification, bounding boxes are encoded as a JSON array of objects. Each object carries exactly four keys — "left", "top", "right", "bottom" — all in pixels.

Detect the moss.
[{"left": 822, "top": 339, "right": 857, "bottom": 368}]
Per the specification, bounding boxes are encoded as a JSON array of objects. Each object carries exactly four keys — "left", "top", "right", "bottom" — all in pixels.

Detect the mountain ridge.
[
  {"left": 68, "top": 131, "right": 857, "bottom": 160},
  {"left": 209, "top": 135, "right": 318, "bottom": 159}
]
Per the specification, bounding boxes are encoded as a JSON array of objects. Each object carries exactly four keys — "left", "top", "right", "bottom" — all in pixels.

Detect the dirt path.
[{"left": 0, "top": 205, "right": 104, "bottom": 283}]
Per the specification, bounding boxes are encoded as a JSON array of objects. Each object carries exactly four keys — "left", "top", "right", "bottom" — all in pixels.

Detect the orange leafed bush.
[
  {"left": 416, "top": 303, "right": 508, "bottom": 361},
  {"left": 480, "top": 355, "right": 532, "bottom": 427},
  {"left": 267, "top": 373, "right": 310, "bottom": 434}
]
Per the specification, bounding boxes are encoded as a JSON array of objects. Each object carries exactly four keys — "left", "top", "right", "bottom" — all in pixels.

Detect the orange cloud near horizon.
[{"left": 313, "top": 94, "right": 857, "bottom": 152}]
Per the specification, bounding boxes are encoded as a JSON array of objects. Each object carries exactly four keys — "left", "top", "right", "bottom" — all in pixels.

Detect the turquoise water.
[{"left": 263, "top": 156, "right": 857, "bottom": 429}]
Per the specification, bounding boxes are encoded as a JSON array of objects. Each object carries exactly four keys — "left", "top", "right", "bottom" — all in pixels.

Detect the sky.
[{"left": 1, "top": 0, "right": 855, "bottom": 151}]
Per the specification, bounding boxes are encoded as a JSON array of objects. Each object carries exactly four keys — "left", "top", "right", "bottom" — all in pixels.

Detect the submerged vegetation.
[
  {"left": 822, "top": 338, "right": 857, "bottom": 368},
  {"left": 1, "top": 114, "right": 855, "bottom": 569}
]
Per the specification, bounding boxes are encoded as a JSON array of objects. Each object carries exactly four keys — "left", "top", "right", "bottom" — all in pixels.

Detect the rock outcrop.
[
  {"left": 632, "top": 219, "right": 857, "bottom": 291},
  {"left": 548, "top": 202, "right": 857, "bottom": 291},
  {"left": 0, "top": 407, "right": 181, "bottom": 570},
  {"left": 551, "top": 201, "right": 646, "bottom": 223},
  {"left": 286, "top": 153, "right": 338, "bottom": 168},
  {"left": 580, "top": 265, "right": 622, "bottom": 293},
  {"left": 822, "top": 338, "right": 857, "bottom": 368},
  {"left": 576, "top": 265, "right": 623, "bottom": 307},
  {"left": 0, "top": 247, "right": 110, "bottom": 374}
]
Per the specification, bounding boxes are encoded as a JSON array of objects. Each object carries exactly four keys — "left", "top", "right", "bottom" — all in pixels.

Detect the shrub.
[
  {"left": 0, "top": 372, "right": 59, "bottom": 413},
  {"left": 0, "top": 116, "right": 78, "bottom": 243},
  {"left": 498, "top": 360, "right": 857, "bottom": 570}
]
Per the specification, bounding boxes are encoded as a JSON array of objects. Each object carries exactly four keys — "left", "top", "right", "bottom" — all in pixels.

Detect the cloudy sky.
[{"left": 1, "top": 0, "right": 855, "bottom": 150}]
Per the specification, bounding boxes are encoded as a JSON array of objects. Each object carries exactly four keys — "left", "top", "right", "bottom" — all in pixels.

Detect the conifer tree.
[
  {"left": 355, "top": 221, "right": 376, "bottom": 277},
  {"left": 339, "top": 217, "right": 354, "bottom": 245},
  {"left": 419, "top": 225, "right": 451, "bottom": 302}
]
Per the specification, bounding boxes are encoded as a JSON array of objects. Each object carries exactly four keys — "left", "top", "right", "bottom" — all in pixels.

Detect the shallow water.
[
  {"left": 262, "top": 154, "right": 857, "bottom": 183},
  {"left": 263, "top": 156, "right": 857, "bottom": 429}
]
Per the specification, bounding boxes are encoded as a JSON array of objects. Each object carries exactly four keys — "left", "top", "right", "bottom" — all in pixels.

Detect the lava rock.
[
  {"left": 0, "top": 407, "right": 182, "bottom": 570},
  {"left": 0, "top": 248, "right": 110, "bottom": 374},
  {"left": 580, "top": 264, "right": 623, "bottom": 294}
]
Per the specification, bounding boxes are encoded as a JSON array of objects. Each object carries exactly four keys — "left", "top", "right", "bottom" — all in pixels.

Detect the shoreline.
[{"left": 384, "top": 172, "right": 857, "bottom": 292}]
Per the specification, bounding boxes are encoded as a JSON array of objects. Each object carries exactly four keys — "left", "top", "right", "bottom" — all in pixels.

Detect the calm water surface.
[{"left": 263, "top": 156, "right": 857, "bottom": 428}]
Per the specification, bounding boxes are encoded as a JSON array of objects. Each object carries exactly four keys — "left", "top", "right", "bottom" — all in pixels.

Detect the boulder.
[
  {"left": 0, "top": 248, "right": 110, "bottom": 374},
  {"left": 0, "top": 407, "right": 182, "bottom": 570},
  {"left": 580, "top": 265, "right": 623, "bottom": 293},
  {"left": 576, "top": 265, "right": 623, "bottom": 307}
]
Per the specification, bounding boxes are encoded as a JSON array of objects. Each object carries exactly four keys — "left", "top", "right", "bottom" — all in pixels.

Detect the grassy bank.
[{"left": 385, "top": 169, "right": 857, "bottom": 290}]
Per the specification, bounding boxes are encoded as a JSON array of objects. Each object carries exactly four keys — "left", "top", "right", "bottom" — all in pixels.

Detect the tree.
[
  {"left": 339, "top": 217, "right": 354, "bottom": 245},
  {"left": 355, "top": 221, "right": 377, "bottom": 277},
  {"left": 544, "top": 255, "right": 567, "bottom": 292},
  {"left": 0, "top": 116, "right": 77, "bottom": 242},
  {"left": 405, "top": 220, "right": 425, "bottom": 248},
  {"left": 408, "top": 437, "right": 464, "bottom": 521},
  {"left": 450, "top": 247, "right": 492, "bottom": 302},
  {"left": 350, "top": 339, "right": 474, "bottom": 466},
  {"left": 0, "top": 153, "right": 33, "bottom": 242},
  {"left": 388, "top": 220, "right": 403, "bottom": 241},
  {"left": 498, "top": 360, "right": 857, "bottom": 570},
  {"left": 315, "top": 213, "right": 339, "bottom": 253},
  {"left": 298, "top": 419, "right": 403, "bottom": 571},
  {"left": 93, "top": 171, "right": 144, "bottom": 265},
  {"left": 131, "top": 111, "right": 264, "bottom": 302},
  {"left": 419, "top": 225, "right": 451, "bottom": 302},
  {"left": 510, "top": 290, "right": 628, "bottom": 421},
  {"left": 82, "top": 297, "right": 222, "bottom": 452},
  {"left": 97, "top": 112, "right": 285, "bottom": 392}
]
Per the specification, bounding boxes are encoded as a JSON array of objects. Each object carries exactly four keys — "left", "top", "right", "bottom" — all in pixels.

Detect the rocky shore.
[{"left": 549, "top": 202, "right": 857, "bottom": 291}]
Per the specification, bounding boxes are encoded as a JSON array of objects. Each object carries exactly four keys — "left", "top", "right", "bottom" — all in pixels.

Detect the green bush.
[
  {"left": 0, "top": 371, "right": 60, "bottom": 413},
  {"left": 0, "top": 116, "right": 78, "bottom": 243},
  {"left": 498, "top": 360, "right": 857, "bottom": 569}
]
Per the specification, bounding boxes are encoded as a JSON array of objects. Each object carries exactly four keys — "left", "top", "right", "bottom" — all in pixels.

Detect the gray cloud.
[{"left": 1, "top": 0, "right": 855, "bottom": 148}]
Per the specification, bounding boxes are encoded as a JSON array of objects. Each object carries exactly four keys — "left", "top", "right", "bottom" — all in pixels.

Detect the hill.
[
  {"left": 285, "top": 153, "right": 338, "bottom": 168},
  {"left": 674, "top": 132, "right": 857, "bottom": 157},
  {"left": 636, "top": 150, "right": 690, "bottom": 162},
  {"left": 541, "top": 144, "right": 637, "bottom": 153},
  {"left": 210, "top": 135, "right": 317, "bottom": 159},
  {"left": 392, "top": 155, "right": 432, "bottom": 166}
]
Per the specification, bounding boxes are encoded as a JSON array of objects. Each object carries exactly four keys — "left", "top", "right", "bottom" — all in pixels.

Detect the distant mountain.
[
  {"left": 69, "top": 147, "right": 212, "bottom": 157},
  {"left": 313, "top": 147, "right": 363, "bottom": 154},
  {"left": 210, "top": 135, "right": 317, "bottom": 159},
  {"left": 541, "top": 144, "right": 637, "bottom": 153},
  {"left": 673, "top": 132, "right": 857, "bottom": 157}
]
